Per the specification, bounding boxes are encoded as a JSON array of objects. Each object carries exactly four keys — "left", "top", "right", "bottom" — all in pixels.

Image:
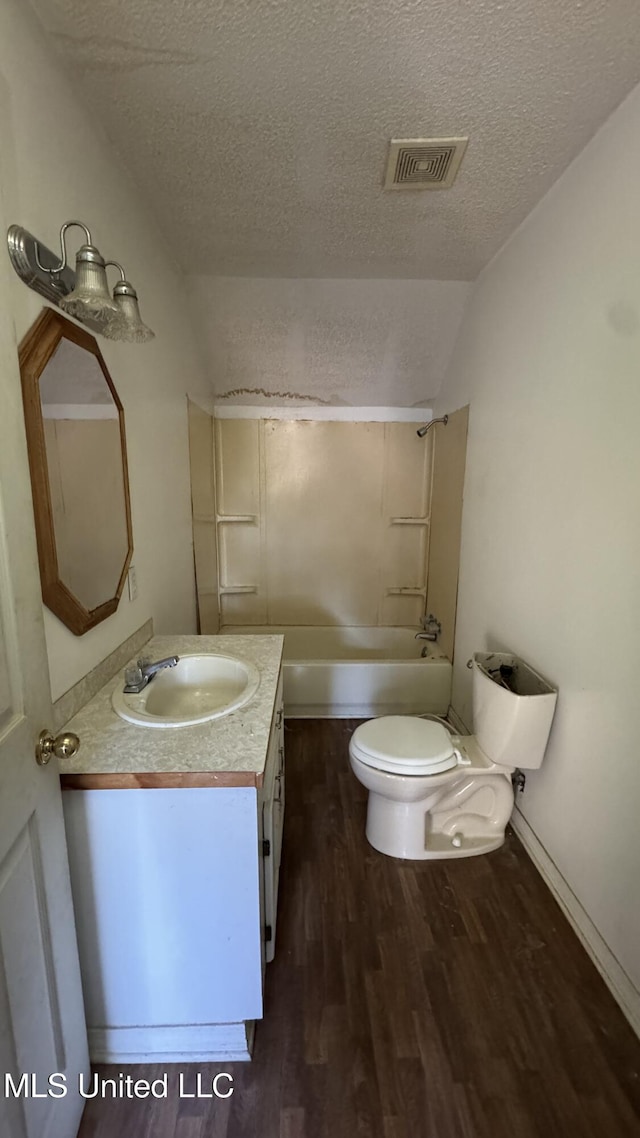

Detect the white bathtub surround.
[
  {"left": 434, "top": 85, "right": 640, "bottom": 1026},
  {"left": 221, "top": 626, "right": 452, "bottom": 718},
  {"left": 215, "top": 418, "right": 435, "bottom": 630},
  {"left": 212, "top": 414, "right": 469, "bottom": 646},
  {"left": 424, "top": 405, "right": 469, "bottom": 661},
  {"left": 188, "top": 400, "right": 219, "bottom": 635}
]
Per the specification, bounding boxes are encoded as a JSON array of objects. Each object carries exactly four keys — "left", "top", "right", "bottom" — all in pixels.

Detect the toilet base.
[
  {"left": 364, "top": 776, "right": 513, "bottom": 861},
  {"left": 365, "top": 814, "right": 505, "bottom": 860}
]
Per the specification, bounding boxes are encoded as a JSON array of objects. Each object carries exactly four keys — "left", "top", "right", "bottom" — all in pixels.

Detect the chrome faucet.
[
  {"left": 415, "top": 614, "right": 441, "bottom": 643},
  {"left": 123, "top": 655, "right": 180, "bottom": 693}
]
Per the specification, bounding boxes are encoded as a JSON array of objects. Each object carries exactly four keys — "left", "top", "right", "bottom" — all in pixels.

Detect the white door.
[{"left": 0, "top": 229, "right": 89, "bottom": 1134}]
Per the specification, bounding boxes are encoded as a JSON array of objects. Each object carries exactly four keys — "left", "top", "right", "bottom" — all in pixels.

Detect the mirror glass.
[
  {"left": 19, "top": 309, "right": 133, "bottom": 636},
  {"left": 39, "top": 339, "right": 129, "bottom": 612}
]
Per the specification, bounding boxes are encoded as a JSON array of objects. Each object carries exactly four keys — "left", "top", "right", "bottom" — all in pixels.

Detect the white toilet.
[{"left": 349, "top": 652, "right": 557, "bottom": 860}]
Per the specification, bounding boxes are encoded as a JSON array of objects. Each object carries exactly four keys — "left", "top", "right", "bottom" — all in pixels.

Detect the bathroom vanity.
[{"left": 58, "top": 634, "right": 284, "bottom": 1063}]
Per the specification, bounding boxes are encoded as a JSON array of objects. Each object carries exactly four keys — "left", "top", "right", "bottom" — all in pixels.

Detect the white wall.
[
  {"left": 0, "top": 0, "right": 212, "bottom": 699},
  {"left": 436, "top": 85, "right": 640, "bottom": 1005},
  {"left": 189, "top": 276, "right": 469, "bottom": 408}
]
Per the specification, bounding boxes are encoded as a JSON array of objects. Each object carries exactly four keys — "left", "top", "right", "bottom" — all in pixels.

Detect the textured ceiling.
[{"left": 30, "top": 0, "right": 640, "bottom": 280}]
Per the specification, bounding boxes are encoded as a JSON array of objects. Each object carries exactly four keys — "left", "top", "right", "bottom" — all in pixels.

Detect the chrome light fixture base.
[
  {"left": 8, "top": 224, "right": 77, "bottom": 305},
  {"left": 8, "top": 224, "right": 113, "bottom": 336},
  {"left": 6, "top": 222, "right": 155, "bottom": 343}
]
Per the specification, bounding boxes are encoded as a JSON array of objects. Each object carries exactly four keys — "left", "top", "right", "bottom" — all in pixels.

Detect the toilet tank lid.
[{"left": 353, "top": 716, "right": 455, "bottom": 765}]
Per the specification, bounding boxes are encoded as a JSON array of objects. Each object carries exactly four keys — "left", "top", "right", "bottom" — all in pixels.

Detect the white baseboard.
[
  {"left": 88, "top": 1021, "right": 255, "bottom": 1063},
  {"left": 511, "top": 807, "right": 640, "bottom": 1038}
]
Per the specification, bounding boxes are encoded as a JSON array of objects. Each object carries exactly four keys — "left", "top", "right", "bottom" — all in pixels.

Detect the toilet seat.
[{"left": 350, "top": 716, "right": 468, "bottom": 776}]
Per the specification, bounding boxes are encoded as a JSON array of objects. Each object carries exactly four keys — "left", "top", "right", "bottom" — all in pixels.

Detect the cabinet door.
[
  {"left": 261, "top": 673, "right": 284, "bottom": 964},
  {"left": 272, "top": 739, "right": 285, "bottom": 907},
  {"left": 262, "top": 729, "right": 280, "bottom": 965}
]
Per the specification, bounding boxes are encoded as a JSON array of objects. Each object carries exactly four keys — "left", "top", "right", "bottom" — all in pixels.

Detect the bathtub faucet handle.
[{"left": 417, "top": 614, "right": 441, "bottom": 642}]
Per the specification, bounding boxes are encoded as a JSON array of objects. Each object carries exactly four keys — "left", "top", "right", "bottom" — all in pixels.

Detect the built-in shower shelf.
[
  {"left": 389, "top": 516, "right": 430, "bottom": 526},
  {"left": 217, "top": 515, "right": 258, "bottom": 525},
  {"left": 219, "top": 585, "right": 258, "bottom": 595},
  {"left": 386, "top": 586, "right": 427, "bottom": 597}
]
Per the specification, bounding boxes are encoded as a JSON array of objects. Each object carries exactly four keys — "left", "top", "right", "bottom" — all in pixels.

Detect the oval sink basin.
[{"left": 112, "top": 653, "right": 260, "bottom": 728}]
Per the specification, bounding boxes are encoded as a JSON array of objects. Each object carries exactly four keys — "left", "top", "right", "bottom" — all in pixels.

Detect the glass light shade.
[
  {"left": 101, "top": 280, "right": 155, "bottom": 343},
  {"left": 59, "top": 245, "right": 121, "bottom": 326}
]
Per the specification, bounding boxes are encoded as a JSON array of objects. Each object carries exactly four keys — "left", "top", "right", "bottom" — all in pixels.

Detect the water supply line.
[{"left": 416, "top": 415, "right": 448, "bottom": 438}]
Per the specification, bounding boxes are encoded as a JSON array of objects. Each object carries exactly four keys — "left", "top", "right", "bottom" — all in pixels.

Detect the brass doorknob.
[{"left": 35, "top": 730, "right": 81, "bottom": 766}]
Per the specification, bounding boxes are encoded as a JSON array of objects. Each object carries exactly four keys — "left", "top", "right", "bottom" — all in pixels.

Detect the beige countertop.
[{"left": 58, "top": 634, "right": 284, "bottom": 790}]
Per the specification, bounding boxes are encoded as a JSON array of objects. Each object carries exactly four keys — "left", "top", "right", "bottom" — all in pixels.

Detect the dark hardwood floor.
[{"left": 78, "top": 719, "right": 640, "bottom": 1138}]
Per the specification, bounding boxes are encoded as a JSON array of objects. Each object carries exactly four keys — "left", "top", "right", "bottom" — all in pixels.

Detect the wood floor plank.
[{"left": 77, "top": 718, "right": 640, "bottom": 1138}]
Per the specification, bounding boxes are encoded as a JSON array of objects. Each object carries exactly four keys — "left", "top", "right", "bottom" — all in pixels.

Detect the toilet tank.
[{"left": 472, "top": 652, "right": 558, "bottom": 770}]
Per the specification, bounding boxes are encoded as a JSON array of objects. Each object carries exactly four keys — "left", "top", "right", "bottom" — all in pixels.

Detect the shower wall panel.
[
  {"left": 187, "top": 400, "right": 219, "bottom": 634},
  {"left": 425, "top": 405, "right": 469, "bottom": 661},
  {"left": 214, "top": 418, "right": 434, "bottom": 628}
]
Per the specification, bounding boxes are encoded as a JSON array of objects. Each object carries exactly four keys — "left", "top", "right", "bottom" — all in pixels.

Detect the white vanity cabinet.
[{"left": 62, "top": 668, "right": 284, "bottom": 1064}]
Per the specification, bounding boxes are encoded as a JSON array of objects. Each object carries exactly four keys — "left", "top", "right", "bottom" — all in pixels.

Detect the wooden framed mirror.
[{"left": 19, "top": 308, "right": 133, "bottom": 636}]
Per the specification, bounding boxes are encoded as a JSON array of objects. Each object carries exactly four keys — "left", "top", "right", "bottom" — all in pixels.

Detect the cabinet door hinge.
[{"left": 262, "top": 839, "right": 271, "bottom": 857}]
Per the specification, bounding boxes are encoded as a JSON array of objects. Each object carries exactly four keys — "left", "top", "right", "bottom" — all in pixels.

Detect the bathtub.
[{"left": 220, "top": 625, "right": 452, "bottom": 718}]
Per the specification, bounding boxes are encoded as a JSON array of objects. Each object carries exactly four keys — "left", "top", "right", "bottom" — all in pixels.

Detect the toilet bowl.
[{"left": 349, "top": 652, "right": 557, "bottom": 861}]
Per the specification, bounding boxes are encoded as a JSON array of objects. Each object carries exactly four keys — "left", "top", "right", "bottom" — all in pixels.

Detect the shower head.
[{"left": 416, "top": 415, "right": 448, "bottom": 438}]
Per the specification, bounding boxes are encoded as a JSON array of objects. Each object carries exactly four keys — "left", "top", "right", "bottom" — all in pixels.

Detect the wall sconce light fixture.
[
  {"left": 102, "top": 262, "right": 155, "bottom": 343},
  {"left": 7, "top": 221, "right": 155, "bottom": 344}
]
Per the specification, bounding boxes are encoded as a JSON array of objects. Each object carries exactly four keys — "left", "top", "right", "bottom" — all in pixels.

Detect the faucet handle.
[
  {"left": 125, "top": 664, "right": 144, "bottom": 688},
  {"left": 420, "top": 614, "right": 442, "bottom": 639}
]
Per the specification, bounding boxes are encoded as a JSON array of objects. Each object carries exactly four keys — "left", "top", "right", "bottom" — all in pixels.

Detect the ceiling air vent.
[{"left": 384, "top": 138, "right": 468, "bottom": 191}]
